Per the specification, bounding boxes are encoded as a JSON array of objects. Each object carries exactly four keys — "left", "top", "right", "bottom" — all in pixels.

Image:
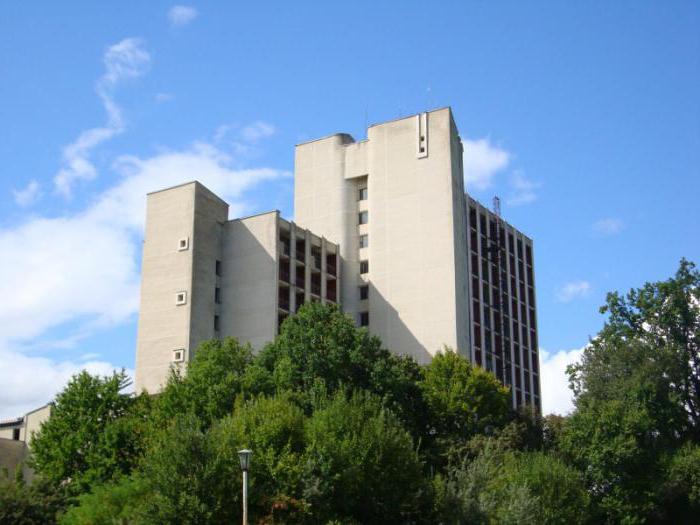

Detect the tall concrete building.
[
  {"left": 135, "top": 182, "right": 339, "bottom": 393},
  {"left": 135, "top": 108, "right": 540, "bottom": 410}
]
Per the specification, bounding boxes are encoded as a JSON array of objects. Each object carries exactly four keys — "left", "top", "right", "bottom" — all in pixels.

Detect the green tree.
[
  {"left": 212, "top": 395, "right": 309, "bottom": 523},
  {"left": 29, "top": 370, "right": 144, "bottom": 495},
  {"left": 569, "top": 258, "right": 700, "bottom": 440},
  {"left": 437, "top": 444, "right": 590, "bottom": 525},
  {"left": 420, "top": 349, "right": 512, "bottom": 464},
  {"left": 303, "top": 390, "right": 429, "bottom": 524},
  {"left": 0, "top": 475, "right": 66, "bottom": 525},
  {"left": 255, "top": 302, "right": 428, "bottom": 437},
  {"left": 153, "top": 337, "right": 256, "bottom": 428},
  {"left": 59, "top": 476, "right": 152, "bottom": 525},
  {"left": 562, "top": 260, "right": 700, "bottom": 523}
]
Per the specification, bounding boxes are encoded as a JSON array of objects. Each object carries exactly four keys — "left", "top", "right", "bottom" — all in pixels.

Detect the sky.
[{"left": 1, "top": 2, "right": 698, "bottom": 419}]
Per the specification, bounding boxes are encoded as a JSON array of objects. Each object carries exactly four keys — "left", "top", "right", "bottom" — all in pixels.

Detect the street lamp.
[{"left": 238, "top": 449, "right": 252, "bottom": 525}]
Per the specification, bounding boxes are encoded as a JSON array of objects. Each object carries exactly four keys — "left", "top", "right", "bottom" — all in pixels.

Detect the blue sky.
[{"left": 1, "top": 2, "right": 698, "bottom": 417}]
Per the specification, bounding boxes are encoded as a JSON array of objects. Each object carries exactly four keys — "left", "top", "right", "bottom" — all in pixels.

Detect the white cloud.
[
  {"left": 1, "top": 138, "right": 288, "bottom": 418},
  {"left": 2, "top": 141, "right": 287, "bottom": 346},
  {"left": 462, "top": 138, "right": 510, "bottom": 191},
  {"left": 556, "top": 280, "right": 591, "bottom": 303},
  {"left": 13, "top": 180, "right": 41, "bottom": 207},
  {"left": 539, "top": 347, "right": 585, "bottom": 415},
  {"left": 168, "top": 5, "right": 198, "bottom": 27},
  {"left": 506, "top": 171, "right": 540, "bottom": 206},
  {"left": 593, "top": 217, "right": 624, "bottom": 236},
  {"left": 240, "top": 121, "right": 276, "bottom": 143},
  {"left": 54, "top": 38, "right": 151, "bottom": 197},
  {"left": 0, "top": 345, "right": 133, "bottom": 420}
]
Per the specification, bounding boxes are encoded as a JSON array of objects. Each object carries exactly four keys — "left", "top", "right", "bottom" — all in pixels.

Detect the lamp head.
[{"left": 238, "top": 449, "right": 252, "bottom": 471}]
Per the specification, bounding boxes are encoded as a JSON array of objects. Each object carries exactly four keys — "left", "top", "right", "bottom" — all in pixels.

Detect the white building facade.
[{"left": 135, "top": 108, "right": 540, "bottom": 410}]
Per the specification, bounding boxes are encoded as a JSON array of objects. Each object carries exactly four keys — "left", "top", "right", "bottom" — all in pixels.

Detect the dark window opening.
[
  {"left": 359, "top": 285, "right": 369, "bottom": 300},
  {"left": 360, "top": 311, "right": 369, "bottom": 327},
  {"left": 360, "top": 260, "right": 369, "bottom": 274},
  {"left": 215, "top": 260, "right": 222, "bottom": 276}
]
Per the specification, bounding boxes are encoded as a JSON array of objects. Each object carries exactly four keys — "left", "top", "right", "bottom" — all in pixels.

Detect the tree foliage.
[{"left": 29, "top": 370, "right": 146, "bottom": 495}]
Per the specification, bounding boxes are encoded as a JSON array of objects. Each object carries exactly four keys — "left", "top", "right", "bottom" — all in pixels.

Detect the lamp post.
[{"left": 238, "top": 449, "right": 252, "bottom": 525}]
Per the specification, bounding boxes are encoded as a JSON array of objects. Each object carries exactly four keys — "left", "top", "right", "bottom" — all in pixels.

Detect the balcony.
[
  {"left": 311, "top": 281, "right": 321, "bottom": 296},
  {"left": 279, "top": 240, "right": 290, "bottom": 258},
  {"left": 326, "top": 254, "right": 337, "bottom": 276},
  {"left": 295, "top": 274, "right": 305, "bottom": 288}
]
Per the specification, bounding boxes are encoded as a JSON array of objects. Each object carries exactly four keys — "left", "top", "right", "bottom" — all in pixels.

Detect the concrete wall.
[
  {"left": 295, "top": 134, "right": 361, "bottom": 321},
  {"left": 189, "top": 184, "right": 229, "bottom": 353},
  {"left": 295, "top": 108, "right": 467, "bottom": 364},
  {"left": 135, "top": 182, "right": 229, "bottom": 393},
  {"left": 220, "top": 212, "right": 278, "bottom": 349}
]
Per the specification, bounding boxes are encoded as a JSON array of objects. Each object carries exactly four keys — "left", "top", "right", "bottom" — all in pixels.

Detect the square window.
[
  {"left": 172, "top": 349, "right": 185, "bottom": 363},
  {"left": 176, "top": 292, "right": 187, "bottom": 305},
  {"left": 358, "top": 211, "right": 369, "bottom": 225},
  {"left": 359, "top": 234, "right": 369, "bottom": 248},
  {"left": 358, "top": 187, "right": 368, "bottom": 201},
  {"left": 178, "top": 238, "right": 189, "bottom": 251},
  {"left": 359, "top": 311, "right": 369, "bottom": 326},
  {"left": 360, "top": 260, "right": 369, "bottom": 274},
  {"left": 359, "top": 285, "right": 369, "bottom": 300}
]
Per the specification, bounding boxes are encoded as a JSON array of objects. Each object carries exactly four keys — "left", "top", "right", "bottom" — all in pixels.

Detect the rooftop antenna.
[{"left": 492, "top": 196, "right": 501, "bottom": 218}]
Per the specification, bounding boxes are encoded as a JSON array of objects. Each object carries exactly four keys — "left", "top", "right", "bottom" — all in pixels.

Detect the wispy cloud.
[
  {"left": 506, "top": 171, "right": 540, "bottom": 206},
  {"left": 53, "top": 38, "right": 151, "bottom": 197},
  {"left": 593, "top": 217, "right": 624, "bottom": 236},
  {"left": 240, "top": 121, "right": 276, "bottom": 143},
  {"left": 13, "top": 180, "right": 41, "bottom": 207},
  {"left": 462, "top": 138, "right": 510, "bottom": 191},
  {"left": 168, "top": 5, "right": 198, "bottom": 27},
  {"left": 556, "top": 280, "right": 591, "bottom": 302},
  {"left": 539, "top": 346, "right": 585, "bottom": 415}
]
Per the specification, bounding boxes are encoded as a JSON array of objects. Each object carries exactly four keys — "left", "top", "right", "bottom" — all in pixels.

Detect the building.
[
  {"left": 295, "top": 107, "right": 540, "bottom": 410},
  {"left": 0, "top": 404, "right": 51, "bottom": 481},
  {"left": 135, "top": 107, "right": 540, "bottom": 410},
  {"left": 134, "top": 182, "right": 339, "bottom": 393}
]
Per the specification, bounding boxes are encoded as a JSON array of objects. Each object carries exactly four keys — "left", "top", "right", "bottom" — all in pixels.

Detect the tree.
[
  {"left": 153, "top": 337, "right": 256, "bottom": 428},
  {"left": 59, "top": 476, "right": 152, "bottom": 525},
  {"left": 562, "top": 260, "right": 700, "bottom": 522},
  {"left": 569, "top": 259, "right": 700, "bottom": 440},
  {"left": 420, "top": 349, "right": 512, "bottom": 464},
  {"left": 0, "top": 475, "right": 66, "bottom": 525},
  {"left": 303, "top": 390, "right": 429, "bottom": 524},
  {"left": 437, "top": 444, "right": 591, "bottom": 525},
  {"left": 212, "top": 395, "right": 309, "bottom": 523},
  {"left": 29, "top": 370, "right": 144, "bottom": 495},
  {"left": 254, "top": 302, "right": 429, "bottom": 437}
]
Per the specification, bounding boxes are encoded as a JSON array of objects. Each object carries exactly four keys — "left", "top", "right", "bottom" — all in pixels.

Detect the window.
[
  {"left": 214, "top": 315, "right": 220, "bottom": 331},
  {"left": 178, "top": 237, "right": 189, "bottom": 251},
  {"left": 214, "top": 287, "right": 221, "bottom": 304},
  {"left": 176, "top": 291, "right": 187, "bottom": 305},
  {"left": 359, "top": 285, "right": 369, "bottom": 300},
  {"left": 12, "top": 428, "right": 20, "bottom": 440},
  {"left": 172, "top": 349, "right": 185, "bottom": 363},
  {"left": 215, "top": 260, "right": 222, "bottom": 276},
  {"left": 359, "top": 234, "right": 368, "bottom": 248},
  {"left": 358, "top": 211, "right": 368, "bottom": 225},
  {"left": 360, "top": 260, "right": 369, "bottom": 274},
  {"left": 359, "top": 311, "right": 369, "bottom": 327},
  {"left": 358, "top": 187, "right": 368, "bottom": 201}
]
